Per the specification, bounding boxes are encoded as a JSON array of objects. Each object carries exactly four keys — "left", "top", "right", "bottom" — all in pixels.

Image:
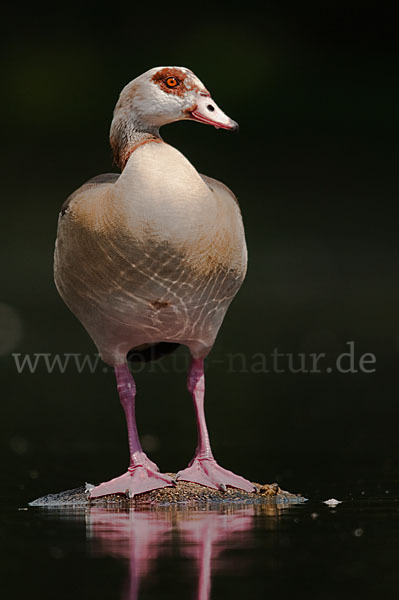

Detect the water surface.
[{"left": 3, "top": 483, "right": 399, "bottom": 599}]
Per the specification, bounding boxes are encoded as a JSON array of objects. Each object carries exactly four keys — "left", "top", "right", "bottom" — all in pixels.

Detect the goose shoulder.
[
  {"left": 60, "top": 173, "right": 120, "bottom": 216},
  {"left": 199, "top": 173, "right": 240, "bottom": 210}
]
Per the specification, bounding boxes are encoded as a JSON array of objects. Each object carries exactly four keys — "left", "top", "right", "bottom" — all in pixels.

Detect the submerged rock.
[{"left": 29, "top": 476, "right": 305, "bottom": 508}]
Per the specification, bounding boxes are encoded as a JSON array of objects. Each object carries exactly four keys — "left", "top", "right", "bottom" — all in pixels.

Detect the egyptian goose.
[{"left": 54, "top": 66, "right": 255, "bottom": 497}]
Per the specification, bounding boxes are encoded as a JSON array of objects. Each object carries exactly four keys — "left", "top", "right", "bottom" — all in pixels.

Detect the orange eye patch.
[{"left": 165, "top": 76, "right": 179, "bottom": 88}]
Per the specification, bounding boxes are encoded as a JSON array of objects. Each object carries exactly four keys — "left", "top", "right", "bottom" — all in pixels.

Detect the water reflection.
[{"left": 82, "top": 504, "right": 288, "bottom": 600}]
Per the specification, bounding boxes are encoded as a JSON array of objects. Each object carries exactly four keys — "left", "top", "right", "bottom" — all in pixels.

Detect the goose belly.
[{"left": 54, "top": 230, "right": 246, "bottom": 362}]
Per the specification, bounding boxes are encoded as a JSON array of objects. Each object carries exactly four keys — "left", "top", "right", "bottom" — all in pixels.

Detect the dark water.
[{"left": 2, "top": 481, "right": 399, "bottom": 599}]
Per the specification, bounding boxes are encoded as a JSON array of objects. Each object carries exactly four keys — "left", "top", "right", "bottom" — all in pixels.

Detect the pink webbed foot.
[
  {"left": 90, "top": 451, "right": 175, "bottom": 499},
  {"left": 176, "top": 457, "right": 255, "bottom": 493},
  {"left": 180, "top": 358, "right": 256, "bottom": 493}
]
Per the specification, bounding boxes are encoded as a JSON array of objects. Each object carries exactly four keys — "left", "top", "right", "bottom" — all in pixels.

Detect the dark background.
[{"left": 1, "top": 2, "right": 398, "bottom": 506}]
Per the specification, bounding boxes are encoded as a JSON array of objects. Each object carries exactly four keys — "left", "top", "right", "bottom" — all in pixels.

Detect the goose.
[{"left": 54, "top": 66, "right": 255, "bottom": 498}]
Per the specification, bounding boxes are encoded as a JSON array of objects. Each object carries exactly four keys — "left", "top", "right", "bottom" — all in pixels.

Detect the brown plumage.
[{"left": 55, "top": 142, "right": 246, "bottom": 365}]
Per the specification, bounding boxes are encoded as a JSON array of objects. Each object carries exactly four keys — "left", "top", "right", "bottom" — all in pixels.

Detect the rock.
[{"left": 29, "top": 475, "right": 305, "bottom": 508}]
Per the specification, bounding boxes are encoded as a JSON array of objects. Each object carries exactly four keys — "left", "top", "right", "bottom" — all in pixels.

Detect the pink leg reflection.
[
  {"left": 87, "top": 509, "right": 172, "bottom": 599},
  {"left": 180, "top": 511, "right": 255, "bottom": 600},
  {"left": 86, "top": 507, "right": 256, "bottom": 600}
]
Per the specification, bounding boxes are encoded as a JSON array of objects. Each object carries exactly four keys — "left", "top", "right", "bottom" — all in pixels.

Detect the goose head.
[
  {"left": 110, "top": 66, "right": 238, "bottom": 168},
  {"left": 114, "top": 66, "right": 238, "bottom": 132}
]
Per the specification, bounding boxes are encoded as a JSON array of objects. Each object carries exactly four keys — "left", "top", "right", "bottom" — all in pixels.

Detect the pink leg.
[
  {"left": 176, "top": 358, "right": 255, "bottom": 492},
  {"left": 90, "top": 363, "right": 175, "bottom": 499}
]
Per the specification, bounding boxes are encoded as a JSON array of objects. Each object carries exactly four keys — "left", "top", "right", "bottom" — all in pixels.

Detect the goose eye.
[{"left": 165, "top": 76, "right": 179, "bottom": 88}]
